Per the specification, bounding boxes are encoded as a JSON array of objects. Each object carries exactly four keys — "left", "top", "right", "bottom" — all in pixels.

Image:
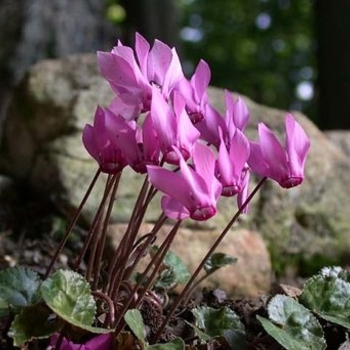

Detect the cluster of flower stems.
[
  {"left": 44, "top": 32, "right": 310, "bottom": 348},
  {"left": 45, "top": 168, "right": 266, "bottom": 346}
]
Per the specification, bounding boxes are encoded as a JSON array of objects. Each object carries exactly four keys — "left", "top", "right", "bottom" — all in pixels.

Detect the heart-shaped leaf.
[
  {"left": 258, "top": 294, "right": 326, "bottom": 350},
  {"left": 0, "top": 267, "right": 41, "bottom": 311},
  {"left": 151, "top": 247, "right": 190, "bottom": 289},
  {"left": 192, "top": 306, "right": 245, "bottom": 349},
  {"left": 9, "top": 304, "right": 63, "bottom": 346},
  {"left": 41, "top": 269, "right": 109, "bottom": 333},
  {"left": 300, "top": 271, "right": 350, "bottom": 329},
  {"left": 204, "top": 253, "right": 237, "bottom": 274}
]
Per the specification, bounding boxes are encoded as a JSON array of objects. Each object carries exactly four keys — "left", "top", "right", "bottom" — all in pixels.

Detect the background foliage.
[
  {"left": 108, "top": 0, "right": 317, "bottom": 122},
  {"left": 179, "top": 0, "right": 316, "bottom": 120}
]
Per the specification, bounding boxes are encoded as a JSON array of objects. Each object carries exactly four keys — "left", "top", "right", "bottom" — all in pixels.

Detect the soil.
[{"left": 0, "top": 189, "right": 348, "bottom": 349}]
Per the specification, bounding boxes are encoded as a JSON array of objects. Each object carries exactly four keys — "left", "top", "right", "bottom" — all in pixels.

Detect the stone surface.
[
  {"left": 325, "top": 130, "right": 350, "bottom": 158},
  {"left": 107, "top": 223, "right": 272, "bottom": 297},
  {"left": 1, "top": 53, "right": 350, "bottom": 277}
]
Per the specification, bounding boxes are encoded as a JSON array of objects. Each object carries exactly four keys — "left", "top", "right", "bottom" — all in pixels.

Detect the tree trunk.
[
  {"left": 120, "top": 0, "right": 180, "bottom": 49},
  {"left": 315, "top": 0, "right": 350, "bottom": 130}
]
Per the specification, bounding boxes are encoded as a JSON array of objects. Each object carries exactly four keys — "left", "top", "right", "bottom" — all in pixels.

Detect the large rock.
[
  {"left": 107, "top": 223, "right": 271, "bottom": 297},
  {"left": 1, "top": 53, "right": 350, "bottom": 276}
]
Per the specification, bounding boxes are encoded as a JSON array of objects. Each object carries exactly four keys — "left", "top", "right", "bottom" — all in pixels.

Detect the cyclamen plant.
[{"left": 0, "top": 33, "right": 310, "bottom": 349}]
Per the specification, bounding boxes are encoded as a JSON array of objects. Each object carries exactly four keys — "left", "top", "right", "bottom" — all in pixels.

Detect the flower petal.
[
  {"left": 258, "top": 122, "right": 288, "bottom": 178},
  {"left": 285, "top": 113, "right": 310, "bottom": 175},
  {"left": 161, "top": 195, "right": 190, "bottom": 220},
  {"left": 147, "top": 39, "right": 172, "bottom": 85}
]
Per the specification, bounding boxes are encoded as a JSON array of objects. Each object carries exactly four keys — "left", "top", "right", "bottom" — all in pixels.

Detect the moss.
[{"left": 268, "top": 242, "right": 344, "bottom": 278}]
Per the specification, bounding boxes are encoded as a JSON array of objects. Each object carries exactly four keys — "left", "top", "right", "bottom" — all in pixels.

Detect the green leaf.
[
  {"left": 258, "top": 294, "right": 326, "bottom": 350},
  {"left": 151, "top": 247, "right": 190, "bottom": 289},
  {"left": 124, "top": 309, "right": 146, "bottom": 342},
  {"left": 300, "top": 271, "right": 350, "bottom": 328},
  {"left": 0, "top": 267, "right": 42, "bottom": 311},
  {"left": 9, "top": 304, "right": 63, "bottom": 346},
  {"left": 204, "top": 253, "right": 238, "bottom": 274},
  {"left": 0, "top": 296, "right": 10, "bottom": 317},
  {"left": 41, "top": 269, "right": 109, "bottom": 333},
  {"left": 192, "top": 306, "right": 245, "bottom": 349},
  {"left": 146, "top": 337, "right": 185, "bottom": 350},
  {"left": 185, "top": 320, "right": 211, "bottom": 342}
]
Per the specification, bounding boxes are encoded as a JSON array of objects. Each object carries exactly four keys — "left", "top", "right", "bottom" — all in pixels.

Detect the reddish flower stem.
[
  {"left": 74, "top": 173, "right": 119, "bottom": 271},
  {"left": 153, "top": 177, "right": 267, "bottom": 342},
  {"left": 44, "top": 168, "right": 101, "bottom": 279},
  {"left": 90, "top": 173, "right": 121, "bottom": 289},
  {"left": 113, "top": 220, "right": 182, "bottom": 333},
  {"left": 105, "top": 175, "right": 151, "bottom": 296}
]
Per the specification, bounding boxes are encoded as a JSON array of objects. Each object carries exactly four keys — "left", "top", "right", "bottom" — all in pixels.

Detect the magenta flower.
[
  {"left": 223, "top": 90, "right": 249, "bottom": 135},
  {"left": 102, "top": 108, "right": 160, "bottom": 173},
  {"left": 82, "top": 106, "right": 127, "bottom": 174},
  {"left": 248, "top": 114, "right": 310, "bottom": 188},
  {"left": 195, "top": 103, "right": 225, "bottom": 147},
  {"left": 196, "top": 91, "right": 249, "bottom": 149},
  {"left": 97, "top": 33, "right": 184, "bottom": 118},
  {"left": 150, "top": 87, "right": 200, "bottom": 164},
  {"left": 177, "top": 59, "right": 211, "bottom": 123},
  {"left": 216, "top": 129, "right": 250, "bottom": 197},
  {"left": 147, "top": 143, "right": 222, "bottom": 221},
  {"left": 50, "top": 333, "right": 112, "bottom": 350}
]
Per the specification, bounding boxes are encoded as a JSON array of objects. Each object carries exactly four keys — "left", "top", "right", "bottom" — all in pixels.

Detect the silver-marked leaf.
[
  {"left": 41, "top": 269, "right": 108, "bottom": 333},
  {"left": 9, "top": 304, "right": 63, "bottom": 346},
  {"left": 300, "top": 273, "right": 350, "bottom": 328},
  {"left": 204, "top": 253, "right": 237, "bottom": 274},
  {"left": 319, "top": 266, "right": 350, "bottom": 282},
  {"left": 192, "top": 306, "right": 245, "bottom": 349},
  {"left": 0, "top": 267, "right": 41, "bottom": 310},
  {"left": 258, "top": 294, "right": 326, "bottom": 350}
]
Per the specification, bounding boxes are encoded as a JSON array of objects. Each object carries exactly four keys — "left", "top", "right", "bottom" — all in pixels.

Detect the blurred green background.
[
  {"left": 1, "top": 0, "right": 349, "bottom": 130},
  {"left": 109, "top": 0, "right": 317, "bottom": 123}
]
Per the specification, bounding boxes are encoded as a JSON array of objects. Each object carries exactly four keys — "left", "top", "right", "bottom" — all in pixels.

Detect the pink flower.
[
  {"left": 248, "top": 114, "right": 310, "bottom": 188},
  {"left": 177, "top": 60, "right": 211, "bottom": 123},
  {"left": 150, "top": 87, "right": 200, "bottom": 164},
  {"left": 196, "top": 91, "right": 249, "bottom": 148},
  {"left": 216, "top": 129, "right": 250, "bottom": 197},
  {"left": 104, "top": 108, "right": 160, "bottom": 173},
  {"left": 216, "top": 128, "right": 251, "bottom": 212},
  {"left": 223, "top": 91, "right": 249, "bottom": 135},
  {"left": 147, "top": 143, "right": 222, "bottom": 221},
  {"left": 50, "top": 333, "right": 112, "bottom": 350},
  {"left": 97, "top": 33, "right": 184, "bottom": 118},
  {"left": 82, "top": 106, "right": 127, "bottom": 174}
]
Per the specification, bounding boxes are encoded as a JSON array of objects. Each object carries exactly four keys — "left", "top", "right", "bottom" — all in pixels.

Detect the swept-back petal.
[
  {"left": 258, "top": 123, "right": 288, "bottom": 176},
  {"left": 191, "top": 59, "right": 211, "bottom": 102},
  {"left": 147, "top": 165, "right": 192, "bottom": 208},
  {"left": 247, "top": 141, "right": 269, "bottom": 176},
  {"left": 150, "top": 86, "right": 176, "bottom": 150},
  {"left": 161, "top": 195, "right": 190, "bottom": 220},
  {"left": 192, "top": 143, "right": 222, "bottom": 201},
  {"left": 285, "top": 113, "right": 310, "bottom": 173},
  {"left": 82, "top": 124, "right": 98, "bottom": 161},
  {"left": 229, "top": 129, "right": 250, "bottom": 175},
  {"left": 162, "top": 48, "right": 185, "bottom": 98},
  {"left": 135, "top": 32, "right": 150, "bottom": 75},
  {"left": 193, "top": 142, "right": 216, "bottom": 185},
  {"left": 142, "top": 113, "right": 160, "bottom": 166},
  {"left": 196, "top": 104, "right": 225, "bottom": 147},
  {"left": 230, "top": 94, "right": 249, "bottom": 131},
  {"left": 147, "top": 39, "right": 172, "bottom": 85}
]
